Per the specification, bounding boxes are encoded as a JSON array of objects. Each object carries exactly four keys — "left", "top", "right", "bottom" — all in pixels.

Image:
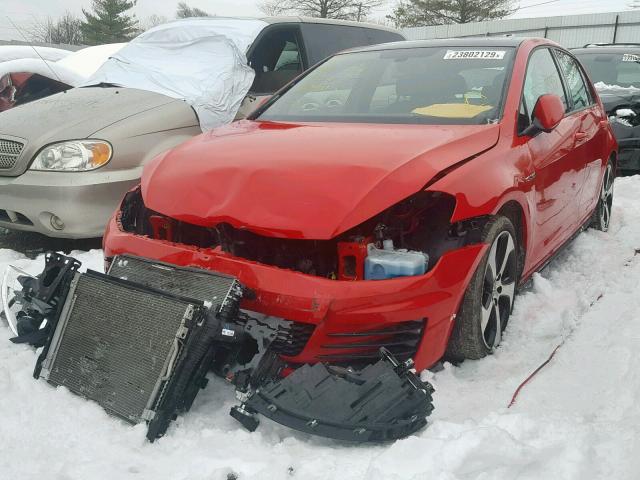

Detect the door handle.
[{"left": 575, "top": 131, "right": 587, "bottom": 140}]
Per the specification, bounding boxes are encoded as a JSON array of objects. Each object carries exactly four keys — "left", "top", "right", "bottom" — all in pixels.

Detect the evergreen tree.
[
  {"left": 389, "top": 0, "right": 515, "bottom": 28},
  {"left": 81, "top": 0, "right": 140, "bottom": 45}
]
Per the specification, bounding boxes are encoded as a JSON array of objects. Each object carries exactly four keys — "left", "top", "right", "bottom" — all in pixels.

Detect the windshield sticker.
[
  {"left": 444, "top": 50, "right": 506, "bottom": 60},
  {"left": 412, "top": 104, "right": 494, "bottom": 118},
  {"left": 622, "top": 54, "right": 640, "bottom": 62}
]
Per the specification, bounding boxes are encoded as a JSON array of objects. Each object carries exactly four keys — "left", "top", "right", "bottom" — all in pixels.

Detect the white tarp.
[
  {"left": 0, "top": 58, "right": 84, "bottom": 85},
  {"left": 84, "top": 18, "right": 268, "bottom": 131},
  {"left": 0, "top": 45, "right": 71, "bottom": 63},
  {"left": 0, "top": 43, "right": 125, "bottom": 87},
  {"left": 56, "top": 43, "right": 125, "bottom": 79}
]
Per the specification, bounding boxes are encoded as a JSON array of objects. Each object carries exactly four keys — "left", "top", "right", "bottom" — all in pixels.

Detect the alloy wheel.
[
  {"left": 480, "top": 231, "right": 517, "bottom": 350},
  {"left": 600, "top": 163, "right": 614, "bottom": 231}
]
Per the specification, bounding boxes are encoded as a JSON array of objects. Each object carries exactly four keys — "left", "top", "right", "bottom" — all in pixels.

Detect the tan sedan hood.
[{"left": 0, "top": 86, "right": 178, "bottom": 176}]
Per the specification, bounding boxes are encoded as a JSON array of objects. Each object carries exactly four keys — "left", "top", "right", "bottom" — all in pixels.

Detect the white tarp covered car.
[
  {"left": 0, "top": 43, "right": 124, "bottom": 112},
  {"left": 84, "top": 18, "right": 266, "bottom": 130},
  {"left": 0, "top": 45, "right": 71, "bottom": 63}
]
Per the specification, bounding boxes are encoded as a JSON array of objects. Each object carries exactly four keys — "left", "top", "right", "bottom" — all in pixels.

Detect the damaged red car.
[{"left": 104, "top": 38, "right": 617, "bottom": 371}]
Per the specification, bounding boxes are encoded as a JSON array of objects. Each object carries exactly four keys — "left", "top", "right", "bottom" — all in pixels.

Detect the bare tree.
[
  {"left": 30, "top": 12, "right": 84, "bottom": 45},
  {"left": 176, "top": 2, "right": 211, "bottom": 18},
  {"left": 258, "top": 0, "right": 291, "bottom": 15},
  {"left": 143, "top": 14, "right": 169, "bottom": 29},
  {"left": 259, "top": 0, "right": 385, "bottom": 21}
]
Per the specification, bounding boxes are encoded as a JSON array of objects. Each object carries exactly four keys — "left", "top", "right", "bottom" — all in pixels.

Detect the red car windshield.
[{"left": 258, "top": 46, "right": 515, "bottom": 125}]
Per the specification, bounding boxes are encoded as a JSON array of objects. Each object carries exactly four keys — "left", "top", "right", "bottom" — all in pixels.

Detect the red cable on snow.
[
  {"left": 508, "top": 293, "right": 605, "bottom": 408},
  {"left": 507, "top": 343, "right": 562, "bottom": 408}
]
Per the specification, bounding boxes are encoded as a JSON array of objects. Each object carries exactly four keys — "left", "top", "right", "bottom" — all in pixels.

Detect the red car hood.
[{"left": 142, "top": 120, "right": 500, "bottom": 239}]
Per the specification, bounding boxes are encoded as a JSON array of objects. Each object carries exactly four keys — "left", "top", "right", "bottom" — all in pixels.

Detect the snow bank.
[
  {"left": 2, "top": 178, "right": 640, "bottom": 479},
  {"left": 594, "top": 81, "right": 640, "bottom": 92}
]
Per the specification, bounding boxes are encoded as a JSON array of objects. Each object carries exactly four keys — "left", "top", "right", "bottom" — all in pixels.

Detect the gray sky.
[{"left": 0, "top": 0, "right": 634, "bottom": 41}]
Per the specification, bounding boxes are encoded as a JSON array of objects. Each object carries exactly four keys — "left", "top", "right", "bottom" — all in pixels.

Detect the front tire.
[
  {"left": 591, "top": 159, "right": 615, "bottom": 232},
  {"left": 446, "top": 216, "right": 519, "bottom": 361}
]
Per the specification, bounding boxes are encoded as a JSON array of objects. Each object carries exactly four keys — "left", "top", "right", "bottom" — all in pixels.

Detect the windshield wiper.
[{"left": 81, "top": 82, "right": 121, "bottom": 88}]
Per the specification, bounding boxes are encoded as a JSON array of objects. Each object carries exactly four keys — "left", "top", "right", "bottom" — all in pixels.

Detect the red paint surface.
[
  {"left": 104, "top": 39, "right": 617, "bottom": 369},
  {"left": 533, "top": 94, "right": 565, "bottom": 131},
  {"left": 142, "top": 121, "right": 500, "bottom": 239}
]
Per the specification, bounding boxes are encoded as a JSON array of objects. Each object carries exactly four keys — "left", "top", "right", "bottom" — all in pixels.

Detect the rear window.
[
  {"left": 301, "top": 24, "right": 403, "bottom": 65},
  {"left": 258, "top": 46, "right": 515, "bottom": 125},
  {"left": 577, "top": 52, "right": 640, "bottom": 88}
]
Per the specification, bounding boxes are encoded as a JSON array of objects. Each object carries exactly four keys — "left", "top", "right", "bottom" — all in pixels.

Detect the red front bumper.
[{"left": 103, "top": 216, "right": 487, "bottom": 371}]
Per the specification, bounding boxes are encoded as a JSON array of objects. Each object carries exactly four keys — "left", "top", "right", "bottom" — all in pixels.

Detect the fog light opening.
[{"left": 50, "top": 215, "right": 65, "bottom": 231}]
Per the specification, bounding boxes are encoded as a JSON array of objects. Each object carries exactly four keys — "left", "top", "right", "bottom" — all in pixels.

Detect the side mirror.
[{"left": 523, "top": 94, "right": 564, "bottom": 136}]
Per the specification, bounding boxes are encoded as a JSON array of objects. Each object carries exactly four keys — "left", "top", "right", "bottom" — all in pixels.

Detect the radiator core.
[{"left": 38, "top": 258, "right": 240, "bottom": 433}]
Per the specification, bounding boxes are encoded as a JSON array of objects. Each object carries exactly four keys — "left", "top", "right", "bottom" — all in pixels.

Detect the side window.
[
  {"left": 248, "top": 27, "right": 303, "bottom": 94},
  {"left": 274, "top": 41, "right": 301, "bottom": 72},
  {"left": 301, "top": 24, "right": 368, "bottom": 65},
  {"left": 554, "top": 49, "right": 593, "bottom": 111},
  {"left": 520, "top": 48, "right": 567, "bottom": 130},
  {"left": 362, "top": 28, "right": 404, "bottom": 45}
]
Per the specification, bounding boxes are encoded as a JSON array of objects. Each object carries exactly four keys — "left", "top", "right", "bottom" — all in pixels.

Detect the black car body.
[{"left": 575, "top": 45, "right": 640, "bottom": 172}]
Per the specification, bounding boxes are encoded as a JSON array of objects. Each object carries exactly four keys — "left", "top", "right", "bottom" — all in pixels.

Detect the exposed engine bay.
[
  {"left": 119, "top": 186, "right": 485, "bottom": 281},
  {"left": 2, "top": 253, "right": 434, "bottom": 442}
]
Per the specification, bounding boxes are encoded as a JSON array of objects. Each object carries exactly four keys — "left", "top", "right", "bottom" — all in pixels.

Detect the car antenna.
[{"left": 4, "top": 15, "right": 64, "bottom": 83}]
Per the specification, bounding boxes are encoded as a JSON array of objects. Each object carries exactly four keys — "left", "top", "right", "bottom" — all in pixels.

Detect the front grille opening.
[
  {"left": 0, "top": 139, "right": 24, "bottom": 170},
  {"left": 120, "top": 187, "right": 341, "bottom": 277},
  {"left": 119, "top": 187, "right": 455, "bottom": 280},
  {"left": 0, "top": 154, "right": 17, "bottom": 169},
  {"left": 271, "top": 321, "right": 316, "bottom": 357},
  {"left": 318, "top": 319, "right": 425, "bottom": 363}
]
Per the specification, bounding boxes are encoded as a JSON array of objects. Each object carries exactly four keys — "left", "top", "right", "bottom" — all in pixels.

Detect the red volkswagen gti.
[{"left": 104, "top": 38, "right": 617, "bottom": 371}]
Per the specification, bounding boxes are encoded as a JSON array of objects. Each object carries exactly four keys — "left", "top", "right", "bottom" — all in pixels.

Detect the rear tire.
[
  {"left": 446, "top": 216, "right": 519, "bottom": 361},
  {"left": 591, "top": 159, "right": 615, "bottom": 232}
]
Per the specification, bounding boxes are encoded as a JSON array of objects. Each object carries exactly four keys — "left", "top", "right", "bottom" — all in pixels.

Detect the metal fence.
[{"left": 402, "top": 10, "right": 640, "bottom": 49}]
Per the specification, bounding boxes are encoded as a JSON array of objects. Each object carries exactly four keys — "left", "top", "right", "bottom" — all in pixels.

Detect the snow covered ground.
[{"left": 2, "top": 177, "right": 640, "bottom": 480}]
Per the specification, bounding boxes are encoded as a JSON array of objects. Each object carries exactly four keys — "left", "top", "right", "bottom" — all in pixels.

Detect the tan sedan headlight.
[{"left": 30, "top": 140, "right": 112, "bottom": 172}]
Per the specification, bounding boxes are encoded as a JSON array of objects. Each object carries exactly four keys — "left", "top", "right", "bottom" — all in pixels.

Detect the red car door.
[
  {"left": 520, "top": 47, "right": 584, "bottom": 267},
  {"left": 553, "top": 49, "right": 608, "bottom": 219}
]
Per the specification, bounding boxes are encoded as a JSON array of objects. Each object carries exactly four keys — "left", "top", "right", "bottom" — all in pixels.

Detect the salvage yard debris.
[{"left": 3, "top": 253, "right": 434, "bottom": 442}]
